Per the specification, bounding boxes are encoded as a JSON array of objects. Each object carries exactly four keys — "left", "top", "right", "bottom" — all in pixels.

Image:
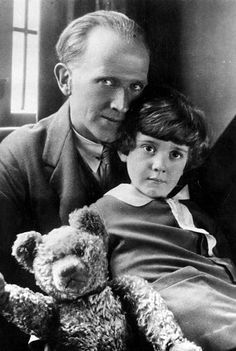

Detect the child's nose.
[{"left": 152, "top": 154, "right": 166, "bottom": 172}]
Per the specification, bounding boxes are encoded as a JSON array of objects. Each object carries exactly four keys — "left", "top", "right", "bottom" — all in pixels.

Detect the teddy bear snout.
[
  {"left": 52, "top": 255, "right": 88, "bottom": 292},
  {"left": 60, "top": 265, "right": 77, "bottom": 277}
]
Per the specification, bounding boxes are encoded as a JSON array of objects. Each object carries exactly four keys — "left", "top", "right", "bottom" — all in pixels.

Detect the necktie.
[{"left": 98, "top": 146, "right": 111, "bottom": 191}]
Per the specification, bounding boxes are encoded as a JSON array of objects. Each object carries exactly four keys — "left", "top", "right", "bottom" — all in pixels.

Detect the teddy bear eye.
[{"left": 74, "top": 245, "right": 85, "bottom": 257}]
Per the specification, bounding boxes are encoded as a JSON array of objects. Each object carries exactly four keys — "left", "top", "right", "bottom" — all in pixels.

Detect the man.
[{"left": 0, "top": 10, "right": 150, "bottom": 350}]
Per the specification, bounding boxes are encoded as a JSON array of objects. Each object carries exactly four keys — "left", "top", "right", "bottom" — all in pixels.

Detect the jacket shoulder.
[
  {"left": 0, "top": 101, "right": 70, "bottom": 159},
  {"left": 0, "top": 114, "right": 55, "bottom": 156}
]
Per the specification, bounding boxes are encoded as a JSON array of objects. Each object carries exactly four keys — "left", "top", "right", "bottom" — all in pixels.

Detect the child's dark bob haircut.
[{"left": 117, "top": 87, "right": 210, "bottom": 170}]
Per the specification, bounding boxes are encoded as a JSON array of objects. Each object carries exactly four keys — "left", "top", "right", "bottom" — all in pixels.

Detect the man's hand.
[
  {"left": 0, "top": 272, "right": 5, "bottom": 289},
  {"left": 28, "top": 334, "right": 53, "bottom": 351},
  {"left": 28, "top": 340, "right": 53, "bottom": 351},
  {"left": 0, "top": 272, "right": 7, "bottom": 305}
]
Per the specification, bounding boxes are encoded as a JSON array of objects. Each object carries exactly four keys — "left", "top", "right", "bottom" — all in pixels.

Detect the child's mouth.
[{"left": 148, "top": 177, "right": 166, "bottom": 183}]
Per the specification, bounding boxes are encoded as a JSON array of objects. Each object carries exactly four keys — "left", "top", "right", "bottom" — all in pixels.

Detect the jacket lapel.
[{"left": 42, "top": 101, "right": 102, "bottom": 224}]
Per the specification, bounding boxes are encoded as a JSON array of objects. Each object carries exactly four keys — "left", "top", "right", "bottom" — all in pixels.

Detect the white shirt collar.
[{"left": 72, "top": 127, "right": 103, "bottom": 172}]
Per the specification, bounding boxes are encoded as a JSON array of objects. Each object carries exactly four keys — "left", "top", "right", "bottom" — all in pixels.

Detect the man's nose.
[
  {"left": 152, "top": 154, "right": 166, "bottom": 172},
  {"left": 110, "top": 88, "right": 129, "bottom": 113}
]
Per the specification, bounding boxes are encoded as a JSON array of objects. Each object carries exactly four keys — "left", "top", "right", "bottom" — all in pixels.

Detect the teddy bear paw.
[{"left": 170, "top": 339, "right": 202, "bottom": 351}]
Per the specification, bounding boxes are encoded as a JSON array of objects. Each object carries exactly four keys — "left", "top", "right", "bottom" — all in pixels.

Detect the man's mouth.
[{"left": 101, "top": 114, "right": 123, "bottom": 123}]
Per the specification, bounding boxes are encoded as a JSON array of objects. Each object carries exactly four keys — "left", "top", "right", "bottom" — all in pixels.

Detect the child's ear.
[{"left": 118, "top": 151, "right": 128, "bottom": 163}]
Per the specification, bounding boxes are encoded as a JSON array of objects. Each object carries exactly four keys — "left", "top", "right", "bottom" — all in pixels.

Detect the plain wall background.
[
  {"left": 179, "top": 0, "right": 236, "bottom": 142},
  {"left": 135, "top": 0, "right": 236, "bottom": 142}
]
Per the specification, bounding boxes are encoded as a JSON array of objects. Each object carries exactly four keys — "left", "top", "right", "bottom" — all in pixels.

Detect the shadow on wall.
[{"left": 126, "top": 0, "right": 236, "bottom": 142}]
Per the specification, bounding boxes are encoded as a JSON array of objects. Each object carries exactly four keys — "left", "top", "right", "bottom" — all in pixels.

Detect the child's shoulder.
[
  {"left": 93, "top": 184, "right": 132, "bottom": 211},
  {"left": 104, "top": 183, "right": 153, "bottom": 206},
  {"left": 88, "top": 189, "right": 129, "bottom": 228},
  {"left": 90, "top": 183, "right": 146, "bottom": 219}
]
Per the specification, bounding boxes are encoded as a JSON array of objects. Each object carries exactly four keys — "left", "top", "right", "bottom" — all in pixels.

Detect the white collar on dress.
[
  {"left": 105, "top": 183, "right": 216, "bottom": 256},
  {"left": 105, "top": 183, "right": 189, "bottom": 206}
]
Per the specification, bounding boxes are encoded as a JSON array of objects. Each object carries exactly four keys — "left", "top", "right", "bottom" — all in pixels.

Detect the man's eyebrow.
[
  {"left": 96, "top": 75, "right": 115, "bottom": 80},
  {"left": 139, "top": 79, "right": 148, "bottom": 86}
]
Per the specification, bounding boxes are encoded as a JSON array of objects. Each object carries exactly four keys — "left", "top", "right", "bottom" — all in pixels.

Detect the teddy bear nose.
[{"left": 60, "top": 266, "right": 77, "bottom": 277}]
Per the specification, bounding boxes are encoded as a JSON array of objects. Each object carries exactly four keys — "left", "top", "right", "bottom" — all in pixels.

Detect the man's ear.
[
  {"left": 54, "top": 63, "right": 71, "bottom": 96},
  {"left": 118, "top": 151, "right": 128, "bottom": 163}
]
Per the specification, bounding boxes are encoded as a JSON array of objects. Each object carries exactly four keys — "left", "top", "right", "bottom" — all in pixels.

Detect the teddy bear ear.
[
  {"left": 69, "top": 206, "right": 107, "bottom": 239},
  {"left": 11, "top": 231, "right": 42, "bottom": 273}
]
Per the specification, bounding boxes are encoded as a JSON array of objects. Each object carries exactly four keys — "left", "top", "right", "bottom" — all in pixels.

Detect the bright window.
[{"left": 11, "top": 0, "right": 40, "bottom": 114}]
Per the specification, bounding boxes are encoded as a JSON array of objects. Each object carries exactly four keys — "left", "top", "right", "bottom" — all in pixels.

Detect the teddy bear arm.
[
  {"left": 0, "top": 283, "right": 56, "bottom": 338},
  {"left": 112, "top": 275, "right": 202, "bottom": 351}
]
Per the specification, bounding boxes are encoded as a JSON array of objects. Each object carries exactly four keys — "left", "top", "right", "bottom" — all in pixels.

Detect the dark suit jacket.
[{"left": 0, "top": 101, "right": 128, "bottom": 350}]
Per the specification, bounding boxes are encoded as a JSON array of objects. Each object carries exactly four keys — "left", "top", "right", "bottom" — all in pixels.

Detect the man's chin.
[{"left": 98, "top": 133, "right": 118, "bottom": 144}]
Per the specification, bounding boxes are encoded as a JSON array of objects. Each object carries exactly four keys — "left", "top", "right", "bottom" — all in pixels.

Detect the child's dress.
[{"left": 91, "top": 183, "right": 236, "bottom": 351}]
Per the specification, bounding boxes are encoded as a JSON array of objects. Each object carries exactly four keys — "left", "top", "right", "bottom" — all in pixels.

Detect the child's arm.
[
  {"left": 0, "top": 273, "right": 55, "bottom": 338},
  {"left": 112, "top": 275, "right": 202, "bottom": 351}
]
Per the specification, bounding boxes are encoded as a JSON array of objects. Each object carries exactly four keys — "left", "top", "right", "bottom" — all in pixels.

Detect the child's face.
[{"left": 121, "top": 132, "right": 189, "bottom": 198}]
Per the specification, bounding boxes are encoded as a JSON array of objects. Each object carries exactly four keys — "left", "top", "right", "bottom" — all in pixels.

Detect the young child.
[{"left": 90, "top": 88, "right": 236, "bottom": 351}]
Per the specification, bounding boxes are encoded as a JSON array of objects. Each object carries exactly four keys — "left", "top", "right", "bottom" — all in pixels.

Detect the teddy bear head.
[{"left": 11, "top": 208, "right": 109, "bottom": 301}]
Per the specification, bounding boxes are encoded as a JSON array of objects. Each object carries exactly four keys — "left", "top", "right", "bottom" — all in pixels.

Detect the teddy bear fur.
[{"left": 0, "top": 207, "right": 202, "bottom": 351}]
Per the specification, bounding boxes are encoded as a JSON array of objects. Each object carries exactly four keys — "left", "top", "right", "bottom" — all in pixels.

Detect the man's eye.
[
  {"left": 130, "top": 82, "right": 144, "bottom": 93},
  {"left": 100, "top": 78, "right": 113, "bottom": 86}
]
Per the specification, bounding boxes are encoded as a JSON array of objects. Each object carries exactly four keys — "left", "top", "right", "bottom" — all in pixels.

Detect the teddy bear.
[{"left": 0, "top": 207, "right": 202, "bottom": 351}]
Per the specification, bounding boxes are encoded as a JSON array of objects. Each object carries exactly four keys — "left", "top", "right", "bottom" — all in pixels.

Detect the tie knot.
[
  {"left": 97, "top": 146, "right": 111, "bottom": 191},
  {"left": 101, "top": 146, "right": 110, "bottom": 165}
]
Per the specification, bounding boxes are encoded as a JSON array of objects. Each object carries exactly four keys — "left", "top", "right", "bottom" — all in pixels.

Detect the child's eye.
[
  {"left": 142, "top": 144, "right": 156, "bottom": 154},
  {"left": 170, "top": 150, "right": 183, "bottom": 160}
]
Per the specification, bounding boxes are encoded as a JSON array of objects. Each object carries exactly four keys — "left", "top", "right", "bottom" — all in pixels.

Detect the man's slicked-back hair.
[{"left": 56, "top": 10, "right": 149, "bottom": 65}]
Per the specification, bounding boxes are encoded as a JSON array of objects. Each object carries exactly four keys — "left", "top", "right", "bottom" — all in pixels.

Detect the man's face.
[
  {"left": 123, "top": 133, "right": 189, "bottom": 198},
  {"left": 68, "top": 27, "right": 149, "bottom": 143}
]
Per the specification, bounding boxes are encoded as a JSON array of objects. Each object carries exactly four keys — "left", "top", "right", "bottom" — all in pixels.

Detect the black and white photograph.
[{"left": 0, "top": 1, "right": 236, "bottom": 350}]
